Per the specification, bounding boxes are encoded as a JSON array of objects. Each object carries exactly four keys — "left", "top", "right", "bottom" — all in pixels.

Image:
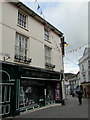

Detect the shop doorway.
[
  {"left": 0, "top": 70, "right": 15, "bottom": 117},
  {"left": 0, "top": 83, "right": 14, "bottom": 117}
]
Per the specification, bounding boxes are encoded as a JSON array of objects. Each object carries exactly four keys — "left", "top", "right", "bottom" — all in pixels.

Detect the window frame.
[
  {"left": 18, "top": 10, "right": 28, "bottom": 29},
  {"left": 44, "top": 28, "right": 50, "bottom": 41},
  {"left": 14, "top": 33, "right": 28, "bottom": 63},
  {"left": 44, "top": 45, "right": 52, "bottom": 64}
]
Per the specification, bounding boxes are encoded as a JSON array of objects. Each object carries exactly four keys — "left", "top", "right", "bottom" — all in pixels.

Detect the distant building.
[
  {"left": 78, "top": 47, "right": 90, "bottom": 97},
  {"left": 64, "top": 72, "right": 81, "bottom": 95},
  {"left": 64, "top": 73, "right": 75, "bottom": 95}
]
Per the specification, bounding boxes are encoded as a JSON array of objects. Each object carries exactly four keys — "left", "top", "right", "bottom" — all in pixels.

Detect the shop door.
[{"left": 0, "top": 83, "right": 14, "bottom": 117}]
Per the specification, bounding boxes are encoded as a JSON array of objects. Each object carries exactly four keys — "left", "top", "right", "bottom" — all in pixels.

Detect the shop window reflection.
[{"left": 19, "top": 80, "right": 38, "bottom": 108}]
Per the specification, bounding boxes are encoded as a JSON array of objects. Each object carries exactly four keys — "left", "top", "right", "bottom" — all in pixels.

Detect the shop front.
[
  {"left": 1, "top": 61, "right": 62, "bottom": 117},
  {"left": 81, "top": 82, "right": 90, "bottom": 98}
]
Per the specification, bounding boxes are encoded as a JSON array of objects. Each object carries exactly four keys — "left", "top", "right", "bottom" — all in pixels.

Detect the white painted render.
[
  {"left": 78, "top": 48, "right": 90, "bottom": 83},
  {"left": 1, "top": 2, "right": 64, "bottom": 72}
]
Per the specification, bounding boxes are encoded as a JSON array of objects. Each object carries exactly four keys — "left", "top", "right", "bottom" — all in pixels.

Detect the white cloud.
[
  {"left": 43, "top": 2, "right": 88, "bottom": 73},
  {"left": 64, "top": 63, "right": 79, "bottom": 74}
]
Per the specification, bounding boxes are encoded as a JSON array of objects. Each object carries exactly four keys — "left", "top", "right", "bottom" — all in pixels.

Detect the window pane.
[
  {"left": 18, "top": 11, "right": 27, "bottom": 28},
  {"left": 45, "top": 46, "right": 51, "bottom": 64},
  {"left": 15, "top": 33, "right": 28, "bottom": 61}
]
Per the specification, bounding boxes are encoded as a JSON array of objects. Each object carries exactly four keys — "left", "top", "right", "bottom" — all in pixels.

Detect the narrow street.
[{"left": 13, "top": 95, "right": 88, "bottom": 118}]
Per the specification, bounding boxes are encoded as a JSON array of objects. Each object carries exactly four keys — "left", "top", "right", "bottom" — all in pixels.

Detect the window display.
[
  {"left": 46, "top": 86, "right": 54, "bottom": 101},
  {"left": 55, "top": 83, "right": 61, "bottom": 101},
  {"left": 19, "top": 80, "right": 38, "bottom": 108}
]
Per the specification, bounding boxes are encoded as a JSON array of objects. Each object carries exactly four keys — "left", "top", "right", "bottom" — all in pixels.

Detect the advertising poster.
[{"left": 55, "top": 83, "right": 61, "bottom": 101}]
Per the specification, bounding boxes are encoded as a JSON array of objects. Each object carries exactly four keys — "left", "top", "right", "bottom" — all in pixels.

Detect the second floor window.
[
  {"left": 82, "top": 65, "right": 84, "bottom": 71},
  {"left": 15, "top": 33, "right": 28, "bottom": 62},
  {"left": 44, "top": 28, "right": 49, "bottom": 41},
  {"left": 45, "top": 46, "right": 51, "bottom": 64},
  {"left": 18, "top": 11, "right": 27, "bottom": 28}
]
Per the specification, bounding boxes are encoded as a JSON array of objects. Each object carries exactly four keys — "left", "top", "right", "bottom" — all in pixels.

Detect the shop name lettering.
[{"left": 24, "top": 71, "right": 50, "bottom": 78}]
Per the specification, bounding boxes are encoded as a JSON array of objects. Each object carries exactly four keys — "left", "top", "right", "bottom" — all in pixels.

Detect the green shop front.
[{"left": 0, "top": 61, "right": 63, "bottom": 118}]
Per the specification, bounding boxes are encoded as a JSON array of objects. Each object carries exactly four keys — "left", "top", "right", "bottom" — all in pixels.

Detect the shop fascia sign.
[{"left": 22, "top": 69, "right": 60, "bottom": 79}]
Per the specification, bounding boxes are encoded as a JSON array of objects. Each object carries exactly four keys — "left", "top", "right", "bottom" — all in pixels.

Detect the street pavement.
[{"left": 11, "top": 95, "right": 89, "bottom": 118}]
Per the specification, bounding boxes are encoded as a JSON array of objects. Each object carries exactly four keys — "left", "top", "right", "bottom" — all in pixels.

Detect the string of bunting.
[
  {"left": 65, "top": 43, "right": 88, "bottom": 54},
  {"left": 34, "top": 0, "right": 45, "bottom": 18},
  {"left": 33, "top": 0, "right": 88, "bottom": 56}
]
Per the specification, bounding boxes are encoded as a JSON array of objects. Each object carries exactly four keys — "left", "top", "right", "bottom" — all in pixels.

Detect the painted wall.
[
  {"left": 79, "top": 48, "right": 90, "bottom": 83},
  {"left": 1, "top": 2, "right": 63, "bottom": 72}
]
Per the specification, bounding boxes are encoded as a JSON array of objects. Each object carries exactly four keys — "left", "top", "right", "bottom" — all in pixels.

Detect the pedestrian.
[
  {"left": 72, "top": 92, "right": 75, "bottom": 97},
  {"left": 76, "top": 85, "right": 83, "bottom": 105}
]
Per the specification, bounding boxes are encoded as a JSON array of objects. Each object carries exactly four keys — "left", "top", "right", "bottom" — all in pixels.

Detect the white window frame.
[
  {"left": 45, "top": 46, "right": 52, "bottom": 64},
  {"left": 44, "top": 28, "right": 49, "bottom": 41},
  {"left": 15, "top": 33, "right": 28, "bottom": 62},
  {"left": 18, "top": 11, "right": 27, "bottom": 29}
]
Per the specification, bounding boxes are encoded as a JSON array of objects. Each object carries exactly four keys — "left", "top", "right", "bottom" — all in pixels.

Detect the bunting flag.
[
  {"left": 34, "top": 0, "right": 37, "bottom": 3},
  {"left": 37, "top": 4, "right": 40, "bottom": 10},
  {"left": 33, "top": 0, "right": 46, "bottom": 19},
  {"left": 40, "top": 11, "right": 43, "bottom": 15},
  {"left": 66, "top": 46, "right": 84, "bottom": 54}
]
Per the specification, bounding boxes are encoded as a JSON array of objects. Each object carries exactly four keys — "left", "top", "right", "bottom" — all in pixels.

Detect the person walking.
[{"left": 76, "top": 85, "right": 83, "bottom": 105}]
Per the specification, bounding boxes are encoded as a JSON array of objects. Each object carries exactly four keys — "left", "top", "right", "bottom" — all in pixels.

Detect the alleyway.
[{"left": 8, "top": 95, "right": 89, "bottom": 118}]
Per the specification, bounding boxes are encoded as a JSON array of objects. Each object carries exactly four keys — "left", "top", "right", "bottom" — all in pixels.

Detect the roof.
[
  {"left": 78, "top": 47, "right": 90, "bottom": 62},
  {"left": 83, "top": 47, "right": 90, "bottom": 56},
  {"left": 11, "top": 0, "right": 63, "bottom": 37},
  {"left": 64, "top": 73, "right": 76, "bottom": 81}
]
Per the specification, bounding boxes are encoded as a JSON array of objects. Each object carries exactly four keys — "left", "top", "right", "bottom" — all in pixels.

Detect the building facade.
[
  {"left": 0, "top": 1, "right": 65, "bottom": 117},
  {"left": 78, "top": 47, "right": 90, "bottom": 98},
  {"left": 64, "top": 72, "right": 81, "bottom": 96}
]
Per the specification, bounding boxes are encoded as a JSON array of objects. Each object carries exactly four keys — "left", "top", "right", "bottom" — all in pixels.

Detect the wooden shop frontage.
[{"left": 0, "top": 61, "right": 63, "bottom": 118}]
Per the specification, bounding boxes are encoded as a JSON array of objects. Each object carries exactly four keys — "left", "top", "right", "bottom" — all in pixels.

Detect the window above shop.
[
  {"left": 14, "top": 33, "right": 31, "bottom": 64},
  {"left": 45, "top": 46, "right": 51, "bottom": 64},
  {"left": 44, "top": 46, "right": 55, "bottom": 69},
  {"left": 44, "top": 28, "right": 50, "bottom": 42},
  {"left": 18, "top": 11, "right": 27, "bottom": 29}
]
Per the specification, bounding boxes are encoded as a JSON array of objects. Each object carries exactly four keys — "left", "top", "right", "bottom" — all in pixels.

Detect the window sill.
[
  {"left": 14, "top": 55, "right": 32, "bottom": 64},
  {"left": 17, "top": 24, "right": 29, "bottom": 31},
  {"left": 45, "top": 62, "right": 55, "bottom": 69},
  {"left": 44, "top": 39, "right": 51, "bottom": 44}
]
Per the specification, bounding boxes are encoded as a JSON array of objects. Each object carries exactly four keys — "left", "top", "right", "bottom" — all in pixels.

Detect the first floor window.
[
  {"left": 45, "top": 46, "right": 51, "bottom": 64},
  {"left": 15, "top": 33, "right": 28, "bottom": 62}
]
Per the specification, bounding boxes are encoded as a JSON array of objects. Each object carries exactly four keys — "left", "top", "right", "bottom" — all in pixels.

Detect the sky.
[{"left": 20, "top": 0, "right": 88, "bottom": 74}]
